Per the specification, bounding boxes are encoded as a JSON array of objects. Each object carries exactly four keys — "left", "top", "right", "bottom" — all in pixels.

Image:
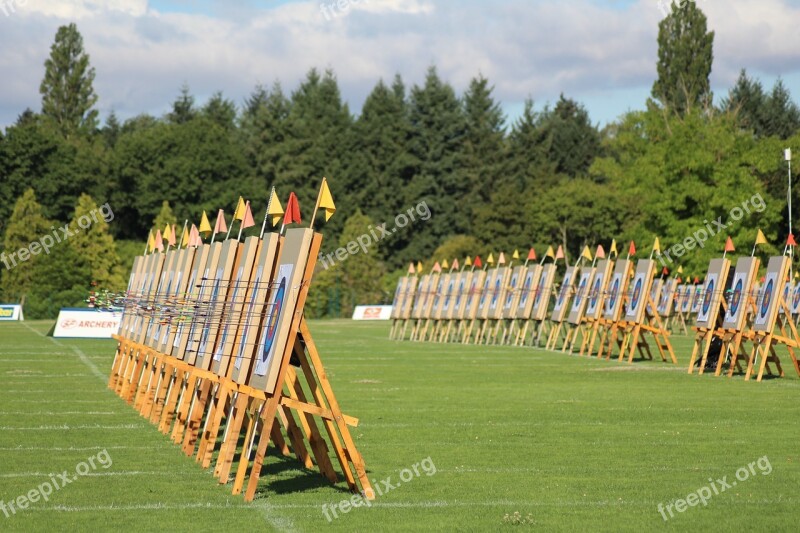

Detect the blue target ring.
[
  {"left": 730, "top": 279, "right": 743, "bottom": 317},
  {"left": 793, "top": 283, "right": 800, "bottom": 309},
  {"left": 630, "top": 278, "right": 642, "bottom": 312},
  {"left": 262, "top": 278, "right": 286, "bottom": 362},
  {"left": 520, "top": 274, "right": 533, "bottom": 306},
  {"left": 608, "top": 278, "right": 620, "bottom": 311},
  {"left": 590, "top": 278, "right": 601, "bottom": 308},
  {"left": 702, "top": 279, "right": 715, "bottom": 316},
  {"left": 534, "top": 277, "right": 546, "bottom": 307},
  {"left": 760, "top": 279, "right": 774, "bottom": 319}
]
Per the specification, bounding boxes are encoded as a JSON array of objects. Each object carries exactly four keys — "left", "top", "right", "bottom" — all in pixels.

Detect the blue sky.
[{"left": 1, "top": 0, "right": 799, "bottom": 129}]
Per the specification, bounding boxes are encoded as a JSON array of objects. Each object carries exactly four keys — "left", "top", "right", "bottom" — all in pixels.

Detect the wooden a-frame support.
[{"left": 107, "top": 234, "right": 373, "bottom": 502}]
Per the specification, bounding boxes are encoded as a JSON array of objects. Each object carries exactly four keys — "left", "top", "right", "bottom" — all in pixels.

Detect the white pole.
[{"left": 788, "top": 148, "right": 793, "bottom": 278}]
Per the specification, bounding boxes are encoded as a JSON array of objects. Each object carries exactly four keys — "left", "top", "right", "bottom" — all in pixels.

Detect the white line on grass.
[
  {"left": 0, "top": 471, "right": 197, "bottom": 478},
  {"left": 0, "top": 446, "right": 163, "bottom": 451},
  {"left": 0, "top": 411, "right": 118, "bottom": 415},
  {"left": 20, "top": 322, "right": 106, "bottom": 381},
  {"left": 0, "top": 424, "right": 144, "bottom": 430}
]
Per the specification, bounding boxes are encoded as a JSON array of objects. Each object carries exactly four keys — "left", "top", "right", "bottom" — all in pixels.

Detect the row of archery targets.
[
  {"left": 107, "top": 180, "right": 375, "bottom": 502},
  {"left": 389, "top": 249, "right": 800, "bottom": 382}
]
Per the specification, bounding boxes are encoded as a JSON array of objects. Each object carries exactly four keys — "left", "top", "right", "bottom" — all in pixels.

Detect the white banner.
[
  {"left": 0, "top": 304, "right": 23, "bottom": 321},
  {"left": 352, "top": 305, "right": 393, "bottom": 320},
  {"left": 52, "top": 308, "right": 121, "bottom": 338}
]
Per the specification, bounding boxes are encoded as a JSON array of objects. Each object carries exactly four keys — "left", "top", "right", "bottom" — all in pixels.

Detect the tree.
[
  {"left": 40, "top": 23, "right": 99, "bottom": 137},
  {"left": 202, "top": 91, "right": 237, "bottom": 131},
  {"left": 152, "top": 200, "right": 178, "bottom": 233},
  {"left": 652, "top": 1, "right": 714, "bottom": 115},
  {"left": 538, "top": 95, "right": 601, "bottom": 178},
  {"left": 0, "top": 189, "right": 54, "bottom": 304},
  {"left": 762, "top": 79, "right": 800, "bottom": 139},
  {"left": 69, "top": 193, "right": 124, "bottom": 290},
  {"left": 168, "top": 84, "right": 197, "bottom": 124}
]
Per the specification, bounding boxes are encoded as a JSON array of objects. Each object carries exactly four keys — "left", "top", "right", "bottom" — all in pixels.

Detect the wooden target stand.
[
  {"left": 613, "top": 261, "right": 677, "bottom": 364},
  {"left": 687, "top": 258, "right": 731, "bottom": 374},
  {"left": 108, "top": 232, "right": 373, "bottom": 502},
  {"left": 743, "top": 256, "right": 800, "bottom": 382}
]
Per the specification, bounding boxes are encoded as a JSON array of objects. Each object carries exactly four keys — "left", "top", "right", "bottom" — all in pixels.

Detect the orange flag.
[
  {"left": 788, "top": 234, "right": 797, "bottom": 247},
  {"left": 432, "top": 261, "right": 442, "bottom": 273},
  {"left": 474, "top": 256, "right": 483, "bottom": 269},
  {"left": 555, "top": 245, "right": 564, "bottom": 260},
  {"left": 168, "top": 224, "right": 177, "bottom": 246},
  {"left": 527, "top": 248, "right": 537, "bottom": 261},
  {"left": 725, "top": 236, "right": 735, "bottom": 252},
  {"left": 241, "top": 201, "right": 255, "bottom": 229},
  {"left": 283, "top": 193, "right": 302, "bottom": 226},
  {"left": 628, "top": 241, "right": 636, "bottom": 257},
  {"left": 408, "top": 263, "right": 416, "bottom": 274},
  {"left": 214, "top": 209, "right": 227, "bottom": 234},
  {"left": 154, "top": 229, "right": 164, "bottom": 253},
  {"left": 189, "top": 224, "right": 200, "bottom": 246},
  {"left": 595, "top": 244, "right": 606, "bottom": 259}
]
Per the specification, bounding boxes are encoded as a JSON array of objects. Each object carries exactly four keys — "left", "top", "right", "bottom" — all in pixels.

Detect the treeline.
[{"left": 1, "top": 4, "right": 800, "bottom": 318}]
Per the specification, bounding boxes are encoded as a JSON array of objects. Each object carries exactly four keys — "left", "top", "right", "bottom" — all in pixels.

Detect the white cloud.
[{"left": 0, "top": 0, "right": 799, "bottom": 128}]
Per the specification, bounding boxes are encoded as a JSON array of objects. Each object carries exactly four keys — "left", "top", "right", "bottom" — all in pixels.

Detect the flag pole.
[
  {"left": 226, "top": 200, "right": 238, "bottom": 240},
  {"left": 260, "top": 187, "right": 275, "bottom": 239},
  {"left": 143, "top": 229, "right": 152, "bottom": 255}
]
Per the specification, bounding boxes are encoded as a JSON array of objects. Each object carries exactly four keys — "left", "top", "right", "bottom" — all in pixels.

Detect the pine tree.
[
  {"left": 721, "top": 69, "right": 767, "bottom": 135},
  {"left": 68, "top": 194, "right": 124, "bottom": 290},
  {"left": 152, "top": 200, "right": 178, "bottom": 233},
  {"left": 461, "top": 75, "right": 506, "bottom": 206},
  {"left": 763, "top": 79, "right": 800, "bottom": 139},
  {"left": 168, "top": 84, "right": 196, "bottom": 124},
  {"left": 0, "top": 189, "right": 54, "bottom": 304},
  {"left": 40, "top": 23, "right": 99, "bottom": 137},
  {"left": 202, "top": 91, "right": 237, "bottom": 131},
  {"left": 652, "top": 1, "right": 714, "bottom": 115},
  {"left": 538, "top": 95, "right": 601, "bottom": 178}
]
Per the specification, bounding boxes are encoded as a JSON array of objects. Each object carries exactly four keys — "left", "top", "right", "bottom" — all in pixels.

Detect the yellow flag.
[
  {"left": 268, "top": 188, "right": 284, "bottom": 227},
  {"left": 545, "top": 246, "right": 555, "bottom": 260},
  {"left": 653, "top": 237, "right": 661, "bottom": 254},
  {"left": 317, "top": 178, "right": 336, "bottom": 221},
  {"left": 755, "top": 229, "right": 767, "bottom": 246},
  {"left": 610, "top": 239, "right": 618, "bottom": 257},
  {"left": 442, "top": 259, "right": 449, "bottom": 269},
  {"left": 581, "top": 246, "right": 592, "bottom": 262},
  {"left": 487, "top": 253, "right": 495, "bottom": 265},
  {"left": 233, "top": 196, "right": 246, "bottom": 221},
  {"left": 465, "top": 256, "right": 473, "bottom": 267},
  {"left": 677, "top": 265, "right": 684, "bottom": 274},
  {"left": 513, "top": 249, "right": 520, "bottom": 260},
  {"left": 199, "top": 211, "right": 212, "bottom": 237},
  {"left": 180, "top": 226, "right": 189, "bottom": 248},
  {"left": 416, "top": 261, "right": 423, "bottom": 273},
  {"left": 147, "top": 230, "right": 155, "bottom": 253},
  {"left": 163, "top": 224, "right": 172, "bottom": 243}
]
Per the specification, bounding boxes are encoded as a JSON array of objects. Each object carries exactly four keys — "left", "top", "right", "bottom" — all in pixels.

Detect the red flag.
[
  {"left": 694, "top": 276, "right": 700, "bottom": 284},
  {"left": 628, "top": 241, "right": 636, "bottom": 256},
  {"left": 725, "top": 236, "right": 735, "bottom": 252},
  {"left": 283, "top": 192, "right": 301, "bottom": 226},
  {"left": 241, "top": 201, "right": 256, "bottom": 229},
  {"left": 662, "top": 267, "right": 669, "bottom": 276},
  {"left": 214, "top": 209, "right": 227, "bottom": 234},
  {"left": 676, "top": 276, "right": 682, "bottom": 283},
  {"left": 788, "top": 234, "right": 797, "bottom": 247},
  {"left": 527, "top": 248, "right": 537, "bottom": 261},
  {"left": 555, "top": 245, "right": 564, "bottom": 260},
  {"left": 474, "top": 255, "right": 483, "bottom": 269}
]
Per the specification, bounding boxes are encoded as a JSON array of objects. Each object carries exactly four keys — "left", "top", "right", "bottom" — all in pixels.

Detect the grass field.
[{"left": 0, "top": 319, "right": 799, "bottom": 532}]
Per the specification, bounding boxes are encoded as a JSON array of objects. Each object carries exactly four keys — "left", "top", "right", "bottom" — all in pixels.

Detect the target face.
[
  {"left": 505, "top": 274, "right": 518, "bottom": 308},
  {"left": 556, "top": 275, "right": 571, "bottom": 309},
  {"left": 793, "top": 283, "right": 800, "bottom": 310},
  {"left": 444, "top": 280, "right": 454, "bottom": 310},
  {"left": 490, "top": 277, "right": 502, "bottom": 308},
  {"left": 630, "top": 277, "right": 643, "bottom": 313},
  {"left": 607, "top": 277, "right": 620, "bottom": 313},
  {"left": 456, "top": 278, "right": 465, "bottom": 307},
  {"left": 701, "top": 278, "right": 715, "bottom": 317},
  {"left": 534, "top": 277, "right": 546, "bottom": 307},
  {"left": 235, "top": 266, "right": 263, "bottom": 370},
  {"left": 588, "top": 277, "right": 602, "bottom": 311},
  {"left": 760, "top": 279, "right": 774, "bottom": 320},
  {"left": 466, "top": 280, "right": 477, "bottom": 310},
  {"left": 519, "top": 272, "right": 533, "bottom": 307},
  {"left": 729, "top": 279, "right": 743, "bottom": 318}
]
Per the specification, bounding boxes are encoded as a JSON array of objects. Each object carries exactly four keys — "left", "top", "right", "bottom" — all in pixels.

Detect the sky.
[{"left": 1, "top": 0, "right": 800, "bottom": 130}]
